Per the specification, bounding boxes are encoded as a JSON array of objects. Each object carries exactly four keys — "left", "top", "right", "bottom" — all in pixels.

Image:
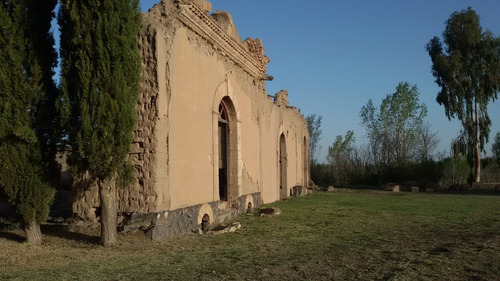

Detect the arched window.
[{"left": 219, "top": 101, "right": 229, "bottom": 123}]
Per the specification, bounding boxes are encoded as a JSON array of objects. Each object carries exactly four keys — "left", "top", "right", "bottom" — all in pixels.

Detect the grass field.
[{"left": 1, "top": 190, "right": 499, "bottom": 280}]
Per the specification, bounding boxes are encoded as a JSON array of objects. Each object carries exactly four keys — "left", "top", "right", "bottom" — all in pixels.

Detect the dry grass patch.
[{"left": 1, "top": 190, "right": 499, "bottom": 280}]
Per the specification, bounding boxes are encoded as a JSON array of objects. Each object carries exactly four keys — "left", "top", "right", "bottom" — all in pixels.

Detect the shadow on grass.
[
  {"left": 0, "top": 225, "right": 100, "bottom": 244},
  {"left": 0, "top": 231, "right": 25, "bottom": 243},
  {"left": 41, "top": 225, "right": 100, "bottom": 244}
]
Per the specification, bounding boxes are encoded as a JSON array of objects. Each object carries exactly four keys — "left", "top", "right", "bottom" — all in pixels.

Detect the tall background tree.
[
  {"left": 0, "top": 0, "right": 58, "bottom": 243},
  {"left": 440, "top": 136, "right": 473, "bottom": 186},
  {"left": 493, "top": 132, "right": 500, "bottom": 165},
  {"left": 306, "top": 114, "right": 323, "bottom": 184},
  {"left": 327, "top": 131, "right": 356, "bottom": 185},
  {"left": 417, "top": 122, "right": 439, "bottom": 163},
  {"left": 305, "top": 114, "right": 322, "bottom": 165},
  {"left": 59, "top": 0, "right": 141, "bottom": 246},
  {"left": 360, "top": 82, "right": 429, "bottom": 166},
  {"left": 427, "top": 7, "right": 500, "bottom": 183}
]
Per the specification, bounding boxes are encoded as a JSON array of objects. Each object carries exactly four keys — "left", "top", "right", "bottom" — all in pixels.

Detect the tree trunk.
[
  {"left": 25, "top": 220, "right": 42, "bottom": 244},
  {"left": 474, "top": 100, "right": 481, "bottom": 183},
  {"left": 475, "top": 142, "right": 481, "bottom": 183},
  {"left": 99, "top": 177, "right": 117, "bottom": 246}
]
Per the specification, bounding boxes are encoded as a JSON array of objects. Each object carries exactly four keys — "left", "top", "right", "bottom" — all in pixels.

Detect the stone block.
[
  {"left": 119, "top": 212, "right": 155, "bottom": 233},
  {"left": 228, "top": 222, "right": 241, "bottom": 232},
  {"left": 291, "top": 185, "right": 304, "bottom": 196},
  {"left": 411, "top": 186, "right": 419, "bottom": 193},
  {"left": 259, "top": 207, "right": 281, "bottom": 217},
  {"left": 392, "top": 185, "right": 400, "bottom": 192},
  {"left": 327, "top": 186, "right": 335, "bottom": 192},
  {"left": 147, "top": 225, "right": 170, "bottom": 241},
  {"left": 131, "top": 143, "right": 142, "bottom": 154}
]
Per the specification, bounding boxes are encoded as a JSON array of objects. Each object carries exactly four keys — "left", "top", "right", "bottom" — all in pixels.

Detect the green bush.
[{"left": 440, "top": 155, "right": 469, "bottom": 186}]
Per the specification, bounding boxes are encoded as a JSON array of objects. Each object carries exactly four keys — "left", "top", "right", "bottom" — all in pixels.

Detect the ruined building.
[{"left": 73, "top": 0, "right": 309, "bottom": 239}]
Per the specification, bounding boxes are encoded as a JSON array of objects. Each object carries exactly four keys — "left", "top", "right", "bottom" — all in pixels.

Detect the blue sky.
[{"left": 146, "top": 1, "right": 499, "bottom": 161}]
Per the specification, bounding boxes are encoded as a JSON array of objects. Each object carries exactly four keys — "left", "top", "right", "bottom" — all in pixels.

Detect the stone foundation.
[{"left": 118, "top": 192, "right": 261, "bottom": 240}]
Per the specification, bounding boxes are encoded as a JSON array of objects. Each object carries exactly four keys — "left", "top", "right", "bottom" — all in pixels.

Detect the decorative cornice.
[{"left": 177, "top": 3, "right": 268, "bottom": 78}]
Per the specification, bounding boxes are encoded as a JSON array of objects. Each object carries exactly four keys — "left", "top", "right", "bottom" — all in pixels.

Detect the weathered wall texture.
[{"left": 73, "top": 0, "right": 309, "bottom": 235}]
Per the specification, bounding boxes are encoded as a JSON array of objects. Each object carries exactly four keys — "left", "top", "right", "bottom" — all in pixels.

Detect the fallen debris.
[{"left": 259, "top": 207, "right": 282, "bottom": 217}]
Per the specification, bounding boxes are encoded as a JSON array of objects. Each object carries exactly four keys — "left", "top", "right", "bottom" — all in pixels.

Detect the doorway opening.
[
  {"left": 279, "top": 133, "right": 287, "bottom": 200},
  {"left": 218, "top": 101, "right": 229, "bottom": 202},
  {"left": 217, "top": 97, "right": 238, "bottom": 206},
  {"left": 303, "top": 136, "right": 308, "bottom": 188}
]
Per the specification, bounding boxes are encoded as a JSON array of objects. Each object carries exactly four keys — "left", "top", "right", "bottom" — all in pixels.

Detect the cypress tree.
[
  {"left": 59, "top": 0, "right": 141, "bottom": 246},
  {"left": 0, "top": 0, "right": 58, "bottom": 243}
]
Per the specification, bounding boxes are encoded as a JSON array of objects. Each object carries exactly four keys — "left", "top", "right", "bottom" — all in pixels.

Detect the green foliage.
[
  {"left": 493, "top": 132, "right": 500, "bottom": 165},
  {"left": 59, "top": 0, "right": 142, "bottom": 180},
  {"left": 360, "top": 82, "right": 429, "bottom": 165},
  {"left": 441, "top": 154, "right": 472, "bottom": 186},
  {"left": 0, "top": 0, "right": 58, "bottom": 225},
  {"left": 310, "top": 163, "right": 335, "bottom": 186},
  {"left": 305, "top": 114, "right": 322, "bottom": 165},
  {"left": 379, "top": 161, "right": 443, "bottom": 187},
  {"left": 427, "top": 7, "right": 500, "bottom": 181},
  {"left": 328, "top": 131, "right": 356, "bottom": 162},
  {"left": 327, "top": 131, "right": 356, "bottom": 185},
  {"left": 0, "top": 144, "right": 55, "bottom": 224},
  {"left": 116, "top": 164, "right": 135, "bottom": 189}
]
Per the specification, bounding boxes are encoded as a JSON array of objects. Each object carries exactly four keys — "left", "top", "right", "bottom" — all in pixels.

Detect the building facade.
[{"left": 73, "top": 0, "right": 309, "bottom": 239}]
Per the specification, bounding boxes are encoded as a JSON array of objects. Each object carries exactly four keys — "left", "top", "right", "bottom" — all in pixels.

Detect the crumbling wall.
[
  {"left": 120, "top": 18, "right": 161, "bottom": 214},
  {"left": 72, "top": 2, "right": 178, "bottom": 220},
  {"left": 72, "top": 173, "right": 99, "bottom": 222},
  {"left": 274, "top": 90, "right": 290, "bottom": 107},
  {"left": 120, "top": 1, "right": 177, "bottom": 214}
]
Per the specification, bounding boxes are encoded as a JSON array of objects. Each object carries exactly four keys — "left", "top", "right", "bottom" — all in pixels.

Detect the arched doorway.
[
  {"left": 279, "top": 133, "right": 287, "bottom": 200},
  {"left": 217, "top": 98, "right": 238, "bottom": 206},
  {"left": 218, "top": 101, "right": 229, "bottom": 202},
  {"left": 303, "top": 136, "right": 308, "bottom": 188}
]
